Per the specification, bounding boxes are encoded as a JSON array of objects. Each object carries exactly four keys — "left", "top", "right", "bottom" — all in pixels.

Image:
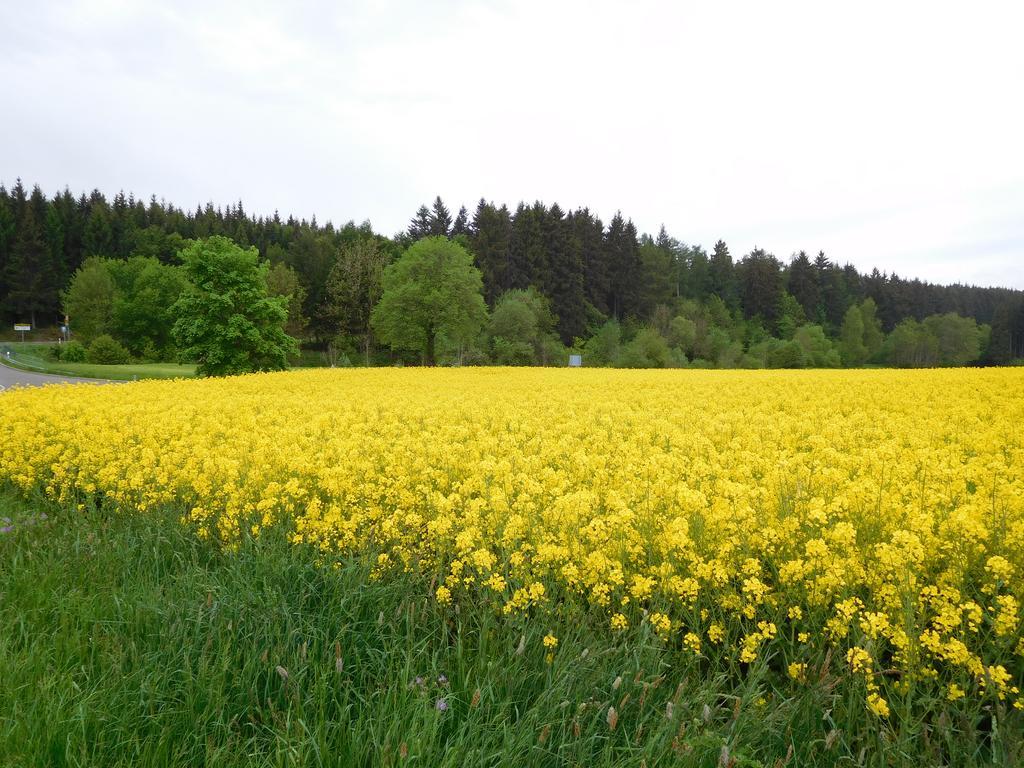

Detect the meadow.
[{"left": 1, "top": 368, "right": 1022, "bottom": 766}]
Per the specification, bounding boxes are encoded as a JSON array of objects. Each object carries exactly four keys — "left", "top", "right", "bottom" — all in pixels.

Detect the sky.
[{"left": 2, "top": 0, "right": 1022, "bottom": 289}]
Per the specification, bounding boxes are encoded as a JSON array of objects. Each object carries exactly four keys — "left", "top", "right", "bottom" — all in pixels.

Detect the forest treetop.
[{"left": 2, "top": 180, "right": 1022, "bottom": 369}]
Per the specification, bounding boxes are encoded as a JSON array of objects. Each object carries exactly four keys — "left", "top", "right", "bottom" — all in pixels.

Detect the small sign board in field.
[
  {"left": 568, "top": 354, "right": 582, "bottom": 367},
  {"left": 13, "top": 324, "right": 31, "bottom": 342}
]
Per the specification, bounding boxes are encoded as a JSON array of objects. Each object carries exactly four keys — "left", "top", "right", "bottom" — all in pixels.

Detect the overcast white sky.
[{"left": 2, "top": 0, "right": 1022, "bottom": 288}]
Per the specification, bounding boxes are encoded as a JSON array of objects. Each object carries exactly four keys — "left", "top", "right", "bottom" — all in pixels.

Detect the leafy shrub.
[
  {"left": 492, "top": 338, "right": 535, "bottom": 366},
  {"left": 59, "top": 341, "right": 88, "bottom": 363},
  {"left": 87, "top": 335, "right": 131, "bottom": 365}
]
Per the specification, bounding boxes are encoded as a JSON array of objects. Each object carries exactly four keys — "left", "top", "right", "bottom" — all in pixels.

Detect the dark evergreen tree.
[
  {"left": 469, "top": 200, "right": 512, "bottom": 305},
  {"left": 452, "top": 205, "right": 469, "bottom": 237},
  {"left": 429, "top": 196, "right": 452, "bottom": 238},
  {"left": 574, "top": 209, "right": 609, "bottom": 318},
  {"left": 786, "top": 251, "right": 820, "bottom": 320},
  {"left": 684, "top": 245, "right": 711, "bottom": 301},
  {"left": 545, "top": 203, "right": 586, "bottom": 343},
  {"left": 407, "top": 205, "right": 433, "bottom": 240},
  {"left": 508, "top": 203, "right": 546, "bottom": 293},
  {"left": 738, "top": 248, "right": 784, "bottom": 327},
  {"left": 604, "top": 212, "right": 642, "bottom": 319},
  {"left": 4, "top": 203, "right": 57, "bottom": 326},
  {"left": 708, "top": 240, "right": 738, "bottom": 310}
]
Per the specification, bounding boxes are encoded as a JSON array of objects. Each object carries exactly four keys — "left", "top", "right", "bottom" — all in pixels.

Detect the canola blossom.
[{"left": 1, "top": 368, "right": 1023, "bottom": 715}]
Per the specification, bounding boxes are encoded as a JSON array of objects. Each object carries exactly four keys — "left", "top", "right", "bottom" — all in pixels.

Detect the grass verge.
[{"left": 0, "top": 343, "right": 196, "bottom": 380}]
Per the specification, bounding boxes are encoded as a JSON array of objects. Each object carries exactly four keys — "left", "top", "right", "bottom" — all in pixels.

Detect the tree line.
[{"left": 2, "top": 180, "right": 1023, "bottom": 369}]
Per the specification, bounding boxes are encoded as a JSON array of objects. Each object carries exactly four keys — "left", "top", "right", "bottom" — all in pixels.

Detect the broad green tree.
[
  {"left": 839, "top": 304, "right": 867, "bottom": 366},
  {"left": 370, "top": 236, "right": 487, "bottom": 365},
  {"left": 62, "top": 257, "right": 116, "bottom": 343},
  {"left": 859, "top": 297, "right": 884, "bottom": 358},
  {"left": 110, "top": 256, "right": 188, "bottom": 358},
  {"left": 489, "top": 287, "right": 560, "bottom": 365},
  {"left": 172, "top": 236, "right": 298, "bottom": 376}
]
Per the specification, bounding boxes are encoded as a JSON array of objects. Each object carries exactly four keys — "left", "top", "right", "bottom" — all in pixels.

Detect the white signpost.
[
  {"left": 568, "top": 354, "right": 582, "bottom": 367},
  {"left": 13, "top": 324, "right": 31, "bottom": 342}
]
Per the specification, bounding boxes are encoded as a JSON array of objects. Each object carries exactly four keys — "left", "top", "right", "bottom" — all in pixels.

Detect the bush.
[
  {"left": 616, "top": 328, "right": 672, "bottom": 368},
  {"left": 59, "top": 341, "right": 88, "bottom": 363},
  {"left": 87, "top": 335, "right": 131, "bottom": 365}
]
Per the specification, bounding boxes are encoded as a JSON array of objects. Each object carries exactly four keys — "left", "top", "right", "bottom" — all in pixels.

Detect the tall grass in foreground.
[{"left": 0, "top": 487, "right": 1017, "bottom": 768}]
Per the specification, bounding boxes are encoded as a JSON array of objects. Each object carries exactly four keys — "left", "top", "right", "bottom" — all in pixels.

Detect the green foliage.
[
  {"left": 371, "top": 237, "right": 487, "bottom": 365},
  {"left": 63, "top": 257, "right": 116, "bottom": 344},
  {"left": 616, "top": 327, "right": 672, "bottom": 368},
  {"left": 86, "top": 334, "right": 131, "bottom": 365},
  {"left": 859, "top": 298, "right": 884, "bottom": 358},
  {"left": 265, "top": 262, "right": 309, "bottom": 342},
  {"left": 922, "top": 312, "right": 983, "bottom": 366},
  {"left": 51, "top": 340, "right": 86, "bottom": 362},
  {"left": 793, "top": 324, "right": 841, "bottom": 367},
  {"left": 172, "top": 236, "right": 298, "bottom": 377},
  {"left": 776, "top": 293, "right": 806, "bottom": 340},
  {"left": 766, "top": 339, "right": 806, "bottom": 368},
  {"left": 321, "top": 238, "right": 389, "bottom": 363},
  {"left": 109, "top": 256, "right": 188, "bottom": 358},
  {"left": 884, "top": 313, "right": 984, "bottom": 368},
  {"left": 839, "top": 304, "right": 868, "bottom": 366},
  {"left": 668, "top": 315, "right": 697, "bottom": 355},
  {"left": 886, "top": 319, "right": 939, "bottom": 367},
  {"left": 489, "top": 288, "right": 560, "bottom": 366},
  {"left": 582, "top": 319, "right": 621, "bottom": 366}
]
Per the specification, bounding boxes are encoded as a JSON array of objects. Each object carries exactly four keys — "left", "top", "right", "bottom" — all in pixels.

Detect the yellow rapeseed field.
[{"left": 1, "top": 368, "right": 1022, "bottom": 717}]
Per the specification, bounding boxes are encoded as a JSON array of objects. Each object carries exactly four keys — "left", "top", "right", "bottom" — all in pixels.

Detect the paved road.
[{"left": 0, "top": 361, "right": 108, "bottom": 392}]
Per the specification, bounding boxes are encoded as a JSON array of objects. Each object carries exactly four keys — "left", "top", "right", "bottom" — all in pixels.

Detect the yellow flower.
[
  {"left": 543, "top": 634, "right": 559, "bottom": 650},
  {"left": 866, "top": 692, "right": 890, "bottom": 718}
]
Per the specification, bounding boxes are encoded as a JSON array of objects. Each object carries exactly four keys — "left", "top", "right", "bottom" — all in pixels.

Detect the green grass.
[
  {"left": 0, "top": 343, "right": 196, "bottom": 380},
  {"left": 0, "top": 486, "right": 1018, "bottom": 767}
]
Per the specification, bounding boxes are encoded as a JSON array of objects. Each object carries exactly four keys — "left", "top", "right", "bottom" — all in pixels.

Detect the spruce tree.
[
  {"left": 469, "top": 200, "right": 512, "bottom": 305},
  {"left": 4, "top": 204, "right": 56, "bottom": 326},
  {"left": 407, "top": 205, "right": 433, "bottom": 240},
  {"left": 545, "top": 204, "right": 586, "bottom": 343},
  {"left": 786, "top": 251, "right": 820, "bottom": 320},
  {"left": 452, "top": 206, "right": 469, "bottom": 237},
  {"left": 429, "top": 196, "right": 452, "bottom": 238},
  {"left": 708, "top": 240, "right": 738, "bottom": 310}
]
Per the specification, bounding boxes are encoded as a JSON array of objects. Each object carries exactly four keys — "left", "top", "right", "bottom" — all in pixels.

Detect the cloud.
[{"left": 1, "top": 0, "right": 1021, "bottom": 287}]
